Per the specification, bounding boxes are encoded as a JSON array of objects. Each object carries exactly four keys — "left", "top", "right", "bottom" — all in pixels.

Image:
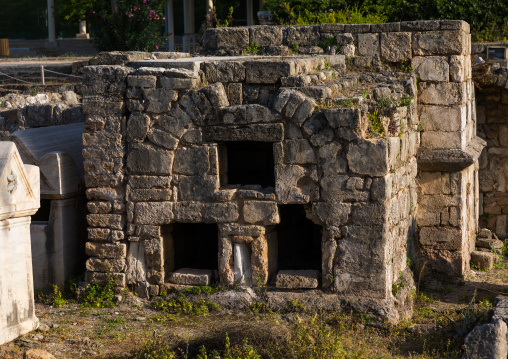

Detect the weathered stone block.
[
  {"left": 347, "top": 139, "right": 389, "bottom": 176},
  {"left": 203, "top": 27, "right": 249, "bottom": 52},
  {"left": 200, "top": 83, "right": 229, "bottom": 109},
  {"left": 245, "top": 61, "right": 295, "bottom": 84},
  {"left": 357, "top": 33, "right": 380, "bottom": 57},
  {"left": 128, "top": 175, "right": 171, "bottom": 189},
  {"left": 313, "top": 201, "right": 351, "bottom": 226},
  {"left": 86, "top": 258, "right": 126, "bottom": 272},
  {"left": 160, "top": 77, "right": 200, "bottom": 90},
  {"left": 128, "top": 189, "right": 172, "bottom": 202},
  {"left": 463, "top": 320, "right": 507, "bottom": 359},
  {"left": 413, "top": 31, "right": 465, "bottom": 56},
  {"left": 143, "top": 88, "right": 177, "bottom": 113},
  {"left": 203, "top": 62, "right": 246, "bottom": 83},
  {"left": 203, "top": 203, "right": 239, "bottom": 223},
  {"left": 471, "top": 251, "right": 495, "bottom": 270},
  {"left": 419, "top": 227, "right": 462, "bottom": 250},
  {"left": 418, "top": 82, "right": 466, "bottom": 105},
  {"left": 276, "top": 163, "right": 318, "bottom": 203},
  {"left": 134, "top": 202, "right": 173, "bottom": 225},
  {"left": 275, "top": 270, "right": 319, "bottom": 289},
  {"left": 249, "top": 26, "right": 283, "bottom": 46},
  {"left": 419, "top": 105, "right": 466, "bottom": 132},
  {"left": 147, "top": 129, "right": 179, "bottom": 150},
  {"left": 169, "top": 268, "right": 214, "bottom": 286},
  {"left": 178, "top": 175, "right": 219, "bottom": 201},
  {"left": 127, "top": 76, "right": 156, "bottom": 88},
  {"left": 243, "top": 201, "right": 279, "bottom": 225},
  {"left": 85, "top": 242, "right": 127, "bottom": 258},
  {"left": 127, "top": 143, "right": 173, "bottom": 175},
  {"left": 380, "top": 32, "right": 412, "bottom": 62},
  {"left": 127, "top": 112, "right": 150, "bottom": 143},
  {"left": 173, "top": 147, "right": 209, "bottom": 175},
  {"left": 204, "top": 123, "right": 283, "bottom": 142},
  {"left": 286, "top": 25, "right": 320, "bottom": 46},
  {"left": 87, "top": 214, "right": 125, "bottom": 230},
  {"left": 421, "top": 130, "right": 463, "bottom": 150},
  {"left": 411, "top": 56, "right": 449, "bottom": 82}
]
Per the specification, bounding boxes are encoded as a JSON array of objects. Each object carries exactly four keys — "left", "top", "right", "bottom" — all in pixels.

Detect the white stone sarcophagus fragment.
[
  {"left": 0, "top": 141, "right": 40, "bottom": 345},
  {"left": 11, "top": 123, "right": 86, "bottom": 290}
]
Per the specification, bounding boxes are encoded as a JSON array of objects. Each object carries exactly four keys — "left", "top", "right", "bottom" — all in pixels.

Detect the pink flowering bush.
[{"left": 91, "top": 0, "right": 167, "bottom": 51}]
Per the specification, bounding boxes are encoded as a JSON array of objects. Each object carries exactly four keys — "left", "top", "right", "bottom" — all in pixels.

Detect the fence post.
[{"left": 40, "top": 66, "right": 45, "bottom": 85}]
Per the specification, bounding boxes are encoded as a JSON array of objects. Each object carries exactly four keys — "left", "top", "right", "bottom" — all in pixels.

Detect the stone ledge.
[{"left": 417, "top": 136, "right": 486, "bottom": 172}]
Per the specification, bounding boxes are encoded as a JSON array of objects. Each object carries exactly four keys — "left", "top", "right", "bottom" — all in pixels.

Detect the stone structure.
[
  {"left": 474, "top": 65, "right": 508, "bottom": 239},
  {"left": 11, "top": 123, "right": 87, "bottom": 289},
  {"left": 0, "top": 142, "right": 40, "bottom": 345},
  {"left": 80, "top": 20, "right": 482, "bottom": 322}
]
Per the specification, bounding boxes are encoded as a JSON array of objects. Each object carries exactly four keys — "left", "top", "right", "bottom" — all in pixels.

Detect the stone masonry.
[{"left": 81, "top": 20, "right": 481, "bottom": 322}]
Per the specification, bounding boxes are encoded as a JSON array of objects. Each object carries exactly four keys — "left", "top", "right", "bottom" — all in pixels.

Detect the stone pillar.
[
  {"left": 76, "top": 20, "right": 90, "bottom": 39},
  {"left": 183, "top": 0, "right": 195, "bottom": 53},
  {"left": 47, "top": 0, "right": 56, "bottom": 43},
  {"left": 165, "top": 0, "right": 175, "bottom": 51},
  {"left": 414, "top": 24, "right": 485, "bottom": 276},
  {"left": 0, "top": 142, "right": 40, "bottom": 345},
  {"left": 246, "top": 0, "right": 255, "bottom": 26},
  {"left": 206, "top": 0, "right": 213, "bottom": 16}
]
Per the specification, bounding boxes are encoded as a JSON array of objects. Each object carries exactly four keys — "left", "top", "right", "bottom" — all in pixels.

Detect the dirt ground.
[{"left": 1, "top": 260, "right": 507, "bottom": 359}]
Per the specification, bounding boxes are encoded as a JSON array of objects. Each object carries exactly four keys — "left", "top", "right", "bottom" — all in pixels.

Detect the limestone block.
[
  {"left": 419, "top": 105, "right": 466, "bottom": 132},
  {"left": 128, "top": 176, "right": 170, "bottom": 189},
  {"left": 227, "top": 83, "right": 243, "bottom": 106},
  {"left": 178, "top": 175, "right": 219, "bottom": 201},
  {"left": 313, "top": 201, "right": 351, "bottom": 226},
  {"left": 158, "top": 114, "right": 191, "bottom": 139},
  {"left": 134, "top": 202, "right": 173, "bottom": 225},
  {"left": 203, "top": 203, "right": 239, "bottom": 223},
  {"left": 421, "top": 130, "right": 463, "bottom": 150},
  {"left": 413, "top": 31, "right": 465, "bottom": 56},
  {"left": 276, "top": 165, "right": 319, "bottom": 203},
  {"left": 275, "top": 270, "right": 319, "bottom": 289},
  {"left": 160, "top": 77, "right": 200, "bottom": 90},
  {"left": 347, "top": 139, "right": 389, "bottom": 176},
  {"left": 323, "top": 108, "right": 362, "bottom": 141},
  {"left": 203, "top": 27, "right": 249, "bottom": 52},
  {"left": 357, "top": 33, "right": 380, "bottom": 57},
  {"left": 85, "top": 271, "right": 126, "bottom": 286},
  {"left": 449, "top": 55, "right": 466, "bottom": 82},
  {"left": 85, "top": 242, "right": 127, "bottom": 258},
  {"left": 127, "top": 76, "right": 156, "bottom": 88},
  {"left": 292, "top": 99, "right": 316, "bottom": 127},
  {"left": 204, "top": 124, "right": 283, "bottom": 142},
  {"left": 286, "top": 25, "right": 319, "bottom": 46},
  {"left": 283, "top": 139, "right": 316, "bottom": 164},
  {"left": 86, "top": 258, "right": 126, "bottom": 272},
  {"left": 127, "top": 143, "right": 173, "bottom": 175},
  {"left": 463, "top": 320, "right": 508, "bottom": 359},
  {"left": 246, "top": 61, "right": 295, "bottom": 84},
  {"left": 344, "top": 24, "right": 371, "bottom": 33},
  {"left": 143, "top": 88, "right": 177, "bottom": 113},
  {"left": 200, "top": 83, "right": 229, "bottom": 109},
  {"left": 411, "top": 56, "right": 449, "bottom": 82},
  {"left": 147, "top": 129, "right": 179, "bottom": 150},
  {"left": 173, "top": 147, "right": 209, "bottom": 175},
  {"left": 203, "top": 62, "right": 246, "bottom": 83},
  {"left": 380, "top": 32, "right": 412, "bottom": 62},
  {"left": 283, "top": 92, "right": 306, "bottom": 119},
  {"left": 471, "top": 251, "right": 494, "bottom": 270},
  {"left": 128, "top": 189, "right": 172, "bottom": 202},
  {"left": 243, "top": 201, "right": 279, "bottom": 225},
  {"left": 249, "top": 26, "right": 283, "bottom": 47},
  {"left": 126, "top": 241, "right": 146, "bottom": 284},
  {"left": 127, "top": 112, "right": 150, "bottom": 143},
  {"left": 419, "top": 227, "right": 462, "bottom": 250},
  {"left": 87, "top": 214, "right": 125, "bottom": 229},
  {"left": 418, "top": 82, "right": 466, "bottom": 106},
  {"left": 169, "top": 268, "right": 214, "bottom": 286}
]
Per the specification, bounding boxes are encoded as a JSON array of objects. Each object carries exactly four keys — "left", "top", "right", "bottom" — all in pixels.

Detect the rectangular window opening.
[
  {"left": 32, "top": 199, "right": 52, "bottom": 222},
  {"left": 219, "top": 141, "right": 275, "bottom": 188},
  {"left": 276, "top": 204, "right": 322, "bottom": 271},
  {"left": 164, "top": 223, "right": 219, "bottom": 286}
]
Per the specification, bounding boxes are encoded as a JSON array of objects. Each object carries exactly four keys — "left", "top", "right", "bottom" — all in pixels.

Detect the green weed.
[
  {"left": 35, "top": 285, "right": 68, "bottom": 308},
  {"left": 368, "top": 108, "right": 383, "bottom": 134},
  {"left": 150, "top": 293, "right": 220, "bottom": 316},
  {"left": 398, "top": 60, "right": 413, "bottom": 73},
  {"left": 244, "top": 42, "right": 261, "bottom": 55},
  {"left": 79, "top": 281, "right": 115, "bottom": 308}
]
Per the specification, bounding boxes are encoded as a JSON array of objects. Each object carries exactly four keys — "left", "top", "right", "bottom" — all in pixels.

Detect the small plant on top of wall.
[{"left": 244, "top": 42, "right": 261, "bottom": 56}]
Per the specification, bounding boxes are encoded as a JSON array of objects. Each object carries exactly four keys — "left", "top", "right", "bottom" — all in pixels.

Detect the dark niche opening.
[
  {"left": 32, "top": 199, "right": 52, "bottom": 222},
  {"left": 220, "top": 141, "right": 275, "bottom": 188},
  {"left": 276, "top": 205, "right": 322, "bottom": 271},
  {"left": 172, "top": 223, "right": 219, "bottom": 270}
]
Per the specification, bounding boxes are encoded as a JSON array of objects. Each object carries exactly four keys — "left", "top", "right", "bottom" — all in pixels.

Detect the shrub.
[{"left": 89, "top": 0, "right": 167, "bottom": 51}]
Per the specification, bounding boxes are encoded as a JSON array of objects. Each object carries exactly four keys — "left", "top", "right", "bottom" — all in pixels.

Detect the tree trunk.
[{"left": 111, "top": 0, "right": 118, "bottom": 13}]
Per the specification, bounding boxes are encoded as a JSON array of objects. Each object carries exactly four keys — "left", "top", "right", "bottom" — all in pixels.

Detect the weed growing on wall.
[{"left": 244, "top": 42, "right": 261, "bottom": 55}]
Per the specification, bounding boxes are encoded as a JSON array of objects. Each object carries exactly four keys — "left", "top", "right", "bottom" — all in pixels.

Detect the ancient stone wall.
[
  {"left": 477, "top": 83, "right": 508, "bottom": 238},
  {"left": 81, "top": 20, "right": 481, "bottom": 321}
]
